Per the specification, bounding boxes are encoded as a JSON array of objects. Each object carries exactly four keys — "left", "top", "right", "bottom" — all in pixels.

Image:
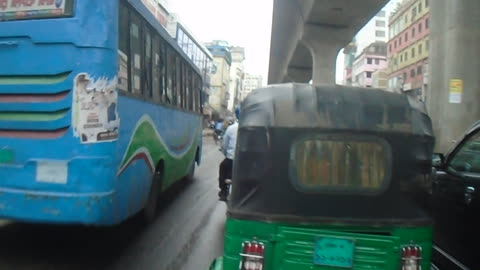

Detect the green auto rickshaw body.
[{"left": 211, "top": 84, "right": 435, "bottom": 270}]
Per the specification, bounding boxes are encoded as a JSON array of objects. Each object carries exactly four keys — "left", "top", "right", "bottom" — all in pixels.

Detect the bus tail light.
[
  {"left": 240, "top": 240, "right": 265, "bottom": 270},
  {"left": 401, "top": 245, "right": 422, "bottom": 270}
]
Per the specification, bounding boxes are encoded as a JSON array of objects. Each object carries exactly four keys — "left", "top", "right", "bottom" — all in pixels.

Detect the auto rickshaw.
[{"left": 209, "top": 84, "right": 435, "bottom": 270}]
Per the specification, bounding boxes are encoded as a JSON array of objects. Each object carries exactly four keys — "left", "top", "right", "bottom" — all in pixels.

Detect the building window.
[
  {"left": 405, "top": 52, "right": 408, "bottom": 61},
  {"left": 376, "top": 20, "right": 386, "bottom": 27},
  {"left": 412, "top": 28, "right": 416, "bottom": 38},
  {"left": 366, "top": 72, "right": 373, "bottom": 78},
  {"left": 417, "top": 65, "right": 423, "bottom": 75},
  {"left": 377, "top": 10, "right": 386, "bottom": 17},
  {"left": 394, "top": 40, "right": 397, "bottom": 48},
  {"left": 418, "top": 22, "right": 423, "bottom": 33},
  {"left": 404, "top": 15, "right": 408, "bottom": 24},
  {"left": 405, "top": 32, "right": 408, "bottom": 42},
  {"left": 419, "top": 44, "right": 423, "bottom": 54},
  {"left": 376, "top": 30, "right": 386, "bottom": 38},
  {"left": 411, "top": 47, "right": 416, "bottom": 58},
  {"left": 419, "top": 2, "right": 422, "bottom": 12},
  {"left": 426, "top": 40, "right": 429, "bottom": 50},
  {"left": 400, "top": 54, "right": 403, "bottom": 62},
  {"left": 426, "top": 18, "right": 429, "bottom": 29},
  {"left": 367, "top": 58, "right": 373, "bottom": 64},
  {"left": 375, "top": 59, "right": 380, "bottom": 65},
  {"left": 403, "top": 72, "right": 407, "bottom": 80},
  {"left": 399, "top": 36, "right": 402, "bottom": 45},
  {"left": 389, "top": 44, "right": 392, "bottom": 52},
  {"left": 410, "top": 69, "right": 416, "bottom": 78},
  {"left": 412, "top": 7, "right": 417, "bottom": 21},
  {"left": 425, "top": 0, "right": 429, "bottom": 7}
]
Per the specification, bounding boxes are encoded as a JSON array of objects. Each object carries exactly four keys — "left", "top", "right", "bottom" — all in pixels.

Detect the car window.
[{"left": 449, "top": 132, "right": 480, "bottom": 174}]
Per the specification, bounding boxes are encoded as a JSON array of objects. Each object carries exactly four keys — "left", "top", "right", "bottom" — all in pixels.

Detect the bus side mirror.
[{"left": 432, "top": 153, "right": 445, "bottom": 168}]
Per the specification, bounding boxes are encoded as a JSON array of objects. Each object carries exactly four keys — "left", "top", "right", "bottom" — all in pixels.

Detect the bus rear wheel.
[
  {"left": 142, "top": 169, "right": 161, "bottom": 224},
  {"left": 185, "top": 161, "right": 196, "bottom": 181}
]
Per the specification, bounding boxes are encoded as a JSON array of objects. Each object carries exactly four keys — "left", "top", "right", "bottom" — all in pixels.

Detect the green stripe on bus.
[
  {"left": 0, "top": 72, "right": 71, "bottom": 85},
  {"left": 0, "top": 110, "right": 69, "bottom": 121}
]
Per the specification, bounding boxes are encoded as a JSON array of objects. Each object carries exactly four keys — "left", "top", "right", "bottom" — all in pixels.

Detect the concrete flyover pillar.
[
  {"left": 302, "top": 24, "right": 351, "bottom": 85},
  {"left": 427, "top": 0, "right": 480, "bottom": 152},
  {"left": 287, "top": 67, "right": 312, "bottom": 83}
]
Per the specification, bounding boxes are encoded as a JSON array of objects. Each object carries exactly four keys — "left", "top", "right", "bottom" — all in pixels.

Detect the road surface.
[{"left": 0, "top": 137, "right": 225, "bottom": 270}]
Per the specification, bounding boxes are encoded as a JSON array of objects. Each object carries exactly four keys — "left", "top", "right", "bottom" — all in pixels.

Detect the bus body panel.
[
  {"left": 115, "top": 95, "right": 201, "bottom": 221},
  {"left": 0, "top": 0, "right": 203, "bottom": 225}
]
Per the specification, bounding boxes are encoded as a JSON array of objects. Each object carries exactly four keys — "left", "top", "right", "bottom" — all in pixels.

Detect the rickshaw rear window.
[{"left": 290, "top": 135, "right": 391, "bottom": 194}]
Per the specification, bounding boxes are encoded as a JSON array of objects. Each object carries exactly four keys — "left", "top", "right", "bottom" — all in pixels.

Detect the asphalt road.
[
  {"left": 0, "top": 134, "right": 469, "bottom": 270},
  {"left": 0, "top": 137, "right": 225, "bottom": 270}
]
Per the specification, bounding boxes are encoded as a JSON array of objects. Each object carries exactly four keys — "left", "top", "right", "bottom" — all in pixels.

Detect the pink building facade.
[
  {"left": 352, "top": 42, "right": 388, "bottom": 88},
  {"left": 387, "top": 0, "right": 430, "bottom": 98}
]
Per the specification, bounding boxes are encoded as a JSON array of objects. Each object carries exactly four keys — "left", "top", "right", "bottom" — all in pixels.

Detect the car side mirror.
[{"left": 432, "top": 153, "right": 445, "bottom": 168}]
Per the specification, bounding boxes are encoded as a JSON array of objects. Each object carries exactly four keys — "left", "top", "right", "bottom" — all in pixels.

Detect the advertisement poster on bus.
[
  {"left": 72, "top": 73, "right": 120, "bottom": 144},
  {"left": 0, "top": 0, "right": 69, "bottom": 20}
]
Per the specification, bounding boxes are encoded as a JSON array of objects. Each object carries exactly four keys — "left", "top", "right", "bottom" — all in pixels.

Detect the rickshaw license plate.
[{"left": 314, "top": 237, "right": 355, "bottom": 268}]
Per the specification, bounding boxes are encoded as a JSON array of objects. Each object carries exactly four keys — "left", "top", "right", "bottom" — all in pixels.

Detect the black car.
[{"left": 430, "top": 121, "right": 480, "bottom": 270}]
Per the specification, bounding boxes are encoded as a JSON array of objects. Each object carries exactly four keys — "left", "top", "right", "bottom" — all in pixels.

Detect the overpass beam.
[{"left": 302, "top": 25, "right": 350, "bottom": 85}]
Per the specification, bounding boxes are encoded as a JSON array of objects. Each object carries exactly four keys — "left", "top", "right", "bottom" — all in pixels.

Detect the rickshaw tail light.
[
  {"left": 401, "top": 245, "right": 422, "bottom": 270},
  {"left": 240, "top": 241, "right": 265, "bottom": 270}
]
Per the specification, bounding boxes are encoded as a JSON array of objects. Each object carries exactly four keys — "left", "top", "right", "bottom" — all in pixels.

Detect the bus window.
[
  {"left": 187, "top": 69, "right": 193, "bottom": 111},
  {"left": 129, "top": 12, "right": 143, "bottom": 95},
  {"left": 192, "top": 76, "right": 198, "bottom": 113},
  {"left": 169, "top": 51, "right": 180, "bottom": 105},
  {"left": 144, "top": 26, "right": 153, "bottom": 98},
  {"left": 176, "top": 57, "right": 182, "bottom": 108},
  {"left": 152, "top": 34, "right": 161, "bottom": 103},
  {"left": 118, "top": 2, "right": 130, "bottom": 92},
  {"left": 183, "top": 63, "right": 188, "bottom": 109},
  {"left": 195, "top": 75, "right": 201, "bottom": 113},
  {"left": 165, "top": 48, "right": 173, "bottom": 104},
  {"left": 179, "top": 61, "right": 186, "bottom": 109},
  {"left": 159, "top": 40, "right": 166, "bottom": 102}
]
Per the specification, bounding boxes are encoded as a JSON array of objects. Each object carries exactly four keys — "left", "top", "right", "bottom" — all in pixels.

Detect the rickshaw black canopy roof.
[
  {"left": 229, "top": 84, "right": 434, "bottom": 226},
  {"left": 239, "top": 83, "right": 432, "bottom": 136}
]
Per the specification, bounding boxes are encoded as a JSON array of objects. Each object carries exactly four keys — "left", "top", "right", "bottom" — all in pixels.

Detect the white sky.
[
  {"left": 170, "top": 0, "right": 400, "bottom": 86},
  {"left": 336, "top": 0, "right": 402, "bottom": 83},
  {"left": 169, "top": 0, "right": 273, "bottom": 85}
]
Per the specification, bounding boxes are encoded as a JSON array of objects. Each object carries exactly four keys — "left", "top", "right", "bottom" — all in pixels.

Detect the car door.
[{"left": 432, "top": 130, "right": 480, "bottom": 213}]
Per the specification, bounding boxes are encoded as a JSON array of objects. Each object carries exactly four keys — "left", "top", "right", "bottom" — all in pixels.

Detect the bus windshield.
[{"left": 0, "top": 0, "right": 74, "bottom": 22}]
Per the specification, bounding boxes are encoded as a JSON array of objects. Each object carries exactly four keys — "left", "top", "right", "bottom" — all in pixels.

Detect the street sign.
[{"left": 449, "top": 79, "right": 463, "bottom": 104}]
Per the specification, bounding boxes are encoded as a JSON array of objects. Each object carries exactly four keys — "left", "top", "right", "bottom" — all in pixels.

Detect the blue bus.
[{"left": 0, "top": 0, "right": 203, "bottom": 225}]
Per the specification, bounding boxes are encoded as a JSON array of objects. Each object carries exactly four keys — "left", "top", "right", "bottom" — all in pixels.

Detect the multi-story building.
[
  {"left": 353, "top": 9, "right": 388, "bottom": 56},
  {"left": 343, "top": 41, "right": 358, "bottom": 86},
  {"left": 352, "top": 42, "right": 388, "bottom": 88},
  {"left": 372, "top": 69, "right": 389, "bottom": 89},
  {"left": 241, "top": 74, "right": 263, "bottom": 101},
  {"left": 206, "top": 41, "right": 232, "bottom": 118},
  {"left": 387, "top": 0, "right": 430, "bottom": 99},
  {"left": 228, "top": 47, "right": 245, "bottom": 112},
  {"left": 140, "top": 0, "right": 170, "bottom": 27}
]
